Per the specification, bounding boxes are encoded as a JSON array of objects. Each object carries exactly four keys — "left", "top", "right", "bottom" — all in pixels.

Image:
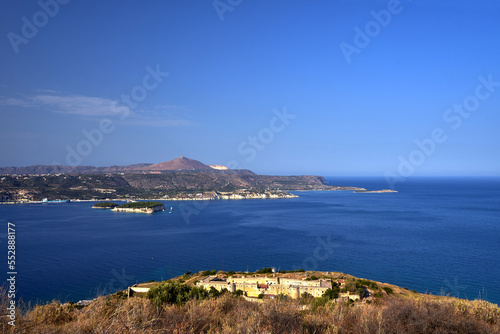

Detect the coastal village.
[{"left": 0, "top": 156, "right": 367, "bottom": 203}]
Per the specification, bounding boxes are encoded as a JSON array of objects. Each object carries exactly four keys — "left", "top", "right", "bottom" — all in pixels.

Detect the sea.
[{"left": 1, "top": 176, "right": 499, "bottom": 306}]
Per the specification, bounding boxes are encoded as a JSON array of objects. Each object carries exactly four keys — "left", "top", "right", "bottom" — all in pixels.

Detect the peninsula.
[
  {"left": 354, "top": 189, "right": 398, "bottom": 193},
  {"left": 0, "top": 156, "right": 364, "bottom": 203}
]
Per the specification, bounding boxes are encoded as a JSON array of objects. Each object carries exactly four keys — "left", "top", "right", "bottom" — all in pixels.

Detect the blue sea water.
[{"left": 1, "top": 176, "right": 499, "bottom": 305}]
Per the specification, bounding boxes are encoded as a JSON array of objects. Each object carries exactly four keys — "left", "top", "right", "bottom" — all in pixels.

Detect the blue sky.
[{"left": 1, "top": 0, "right": 499, "bottom": 176}]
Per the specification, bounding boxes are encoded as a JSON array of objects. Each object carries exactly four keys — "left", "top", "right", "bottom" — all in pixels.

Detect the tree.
[
  {"left": 119, "top": 201, "right": 163, "bottom": 209},
  {"left": 92, "top": 202, "right": 118, "bottom": 208},
  {"left": 323, "top": 286, "right": 339, "bottom": 300},
  {"left": 201, "top": 269, "right": 217, "bottom": 276},
  {"left": 208, "top": 287, "right": 221, "bottom": 298},
  {"left": 300, "top": 292, "right": 314, "bottom": 303}
]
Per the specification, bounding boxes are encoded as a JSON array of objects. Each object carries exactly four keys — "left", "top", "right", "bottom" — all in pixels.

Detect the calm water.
[{"left": 1, "top": 177, "right": 499, "bottom": 305}]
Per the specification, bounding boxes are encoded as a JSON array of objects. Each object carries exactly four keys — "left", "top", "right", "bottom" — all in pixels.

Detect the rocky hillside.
[
  {"left": 0, "top": 172, "right": 359, "bottom": 202},
  {"left": 0, "top": 156, "right": 225, "bottom": 175},
  {"left": 143, "top": 156, "right": 214, "bottom": 171},
  {"left": 0, "top": 157, "right": 364, "bottom": 201}
]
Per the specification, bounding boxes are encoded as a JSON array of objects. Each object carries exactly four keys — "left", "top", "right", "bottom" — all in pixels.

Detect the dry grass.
[{"left": 2, "top": 288, "right": 499, "bottom": 334}]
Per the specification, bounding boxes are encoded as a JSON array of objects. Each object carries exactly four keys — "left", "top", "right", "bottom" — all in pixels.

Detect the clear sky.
[{"left": 1, "top": 0, "right": 499, "bottom": 176}]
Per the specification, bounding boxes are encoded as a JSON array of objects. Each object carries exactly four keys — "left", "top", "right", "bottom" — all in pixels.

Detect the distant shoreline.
[{"left": 0, "top": 187, "right": 399, "bottom": 205}]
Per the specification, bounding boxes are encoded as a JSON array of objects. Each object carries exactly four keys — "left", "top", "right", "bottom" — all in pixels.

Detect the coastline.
[
  {"left": 0, "top": 187, "right": 396, "bottom": 204},
  {"left": 111, "top": 204, "right": 165, "bottom": 214}
]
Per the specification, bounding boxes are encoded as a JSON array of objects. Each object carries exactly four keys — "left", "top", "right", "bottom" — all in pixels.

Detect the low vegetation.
[
  {"left": 117, "top": 201, "right": 164, "bottom": 209},
  {"left": 3, "top": 273, "right": 499, "bottom": 333},
  {"left": 0, "top": 172, "right": 336, "bottom": 202},
  {"left": 92, "top": 202, "right": 119, "bottom": 208}
]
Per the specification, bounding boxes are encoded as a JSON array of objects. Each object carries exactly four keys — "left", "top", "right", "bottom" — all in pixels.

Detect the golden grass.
[{"left": 2, "top": 285, "right": 499, "bottom": 333}]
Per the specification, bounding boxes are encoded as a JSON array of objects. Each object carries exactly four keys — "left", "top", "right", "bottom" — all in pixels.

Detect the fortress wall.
[
  {"left": 198, "top": 277, "right": 331, "bottom": 299},
  {"left": 228, "top": 277, "right": 278, "bottom": 285}
]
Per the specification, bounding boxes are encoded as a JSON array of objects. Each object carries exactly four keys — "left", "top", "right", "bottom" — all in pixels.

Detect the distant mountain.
[
  {"left": 0, "top": 157, "right": 233, "bottom": 175},
  {"left": 0, "top": 157, "right": 366, "bottom": 202},
  {"left": 143, "top": 156, "right": 213, "bottom": 171},
  {"left": 0, "top": 163, "right": 153, "bottom": 175}
]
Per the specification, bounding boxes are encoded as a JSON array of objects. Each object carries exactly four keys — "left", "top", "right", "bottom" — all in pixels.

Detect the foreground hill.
[{"left": 3, "top": 270, "right": 498, "bottom": 333}]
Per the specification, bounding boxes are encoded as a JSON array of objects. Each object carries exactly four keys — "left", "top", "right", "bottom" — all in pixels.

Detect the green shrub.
[
  {"left": 119, "top": 201, "right": 163, "bottom": 209},
  {"left": 323, "top": 286, "right": 340, "bottom": 300},
  {"left": 93, "top": 202, "right": 119, "bottom": 208},
  {"left": 355, "top": 279, "right": 379, "bottom": 290},
  {"left": 281, "top": 269, "right": 305, "bottom": 273},
  {"left": 383, "top": 287, "right": 394, "bottom": 295},
  {"left": 300, "top": 292, "right": 314, "bottom": 303},
  {"left": 344, "top": 278, "right": 357, "bottom": 293},
  {"left": 201, "top": 269, "right": 217, "bottom": 276},
  {"left": 356, "top": 287, "right": 365, "bottom": 298},
  {"left": 311, "top": 297, "right": 329, "bottom": 311},
  {"left": 146, "top": 282, "right": 209, "bottom": 307}
]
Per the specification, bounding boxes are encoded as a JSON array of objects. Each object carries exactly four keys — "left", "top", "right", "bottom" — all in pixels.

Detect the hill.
[
  {"left": 0, "top": 170, "right": 361, "bottom": 202},
  {"left": 3, "top": 270, "right": 498, "bottom": 333},
  {"left": 0, "top": 157, "right": 229, "bottom": 175},
  {"left": 0, "top": 157, "right": 364, "bottom": 202},
  {"left": 143, "top": 156, "right": 214, "bottom": 171},
  {"left": 0, "top": 163, "right": 154, "bottom": 175}
]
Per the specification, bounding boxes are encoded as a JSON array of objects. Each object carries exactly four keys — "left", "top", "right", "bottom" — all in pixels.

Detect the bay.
[{"left": 1, "top": 176, "right": 499, "bottom": 305}]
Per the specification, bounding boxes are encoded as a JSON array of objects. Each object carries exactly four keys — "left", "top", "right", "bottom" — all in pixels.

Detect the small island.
[
  {"left": 354, "top": 189, "right": 398, "bottom": 193},
  {"left": 111, "top": 201, "right": 165, "bottom": 214},
  {"left": 92, "top": 202, "right": 119, "bottom": 209}
]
